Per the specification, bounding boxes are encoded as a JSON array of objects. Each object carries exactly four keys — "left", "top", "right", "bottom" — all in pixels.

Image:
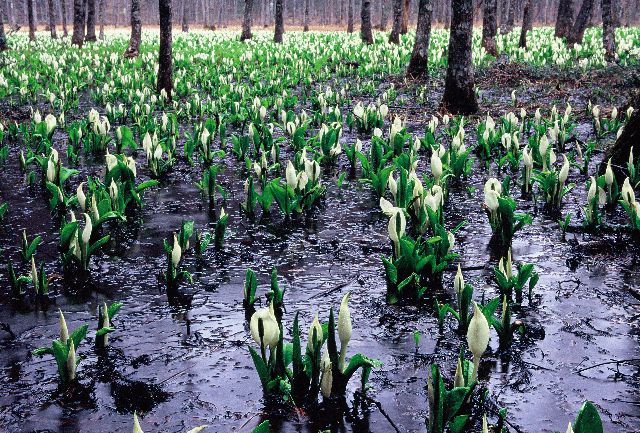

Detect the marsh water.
[{"left": 0, "top": 65, "right": 639, "bottom": 433}]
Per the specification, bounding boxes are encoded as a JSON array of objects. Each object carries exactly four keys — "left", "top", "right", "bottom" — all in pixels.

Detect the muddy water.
[{"left": 1, "top": 75, "right": 639, "bottom": 433}]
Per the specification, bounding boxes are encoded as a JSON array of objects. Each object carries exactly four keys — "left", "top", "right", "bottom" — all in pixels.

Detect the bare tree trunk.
[
  {"left": 406, "top": 0, "right": 432, "bottom": 79},
  {"left": 124, "top": 0, "right": 141, "bottom": 57},
  {"left": 98, "top": 0, "right": 104, "bottom": 39},
  {"left": 274, "top": 0, "right": 284, "bottom": 42},
  {"left": 157, "top": 0, "right": 172, "bottom": 100},
  {"left": 347, "top": 0, "right": 354, "bottom": 32},
  {"left": 47, "top": 0, "right": 57, "bottom": 37},
  {"left": 85, "top": 0, "right": 96, "bottom": 40},
  {"left": 401, "top": 0, "right": 410, "bottom": 33},
  {"left": 440, "top": 0, "right": 478, "bottom": 114},
  {"left": 602, "top": 0, "right": 616, "bottom": 61},
  {"left": 303, "top": 0, "right": 309, "bottom": 31},
  {"left": 71, "top": 0, "right": 84, "bottom": 45},
  {"left": 554, "top": 0, "right": 574, "bottom": 39},
  {"left": 380, "top": 0, "right": 387, "bottom": 29},
  {"left": 241, "top": 0, "right": 253, "bottom": 39},
  {"left": 27, "top": 0, "right": 35, "bottom": 40},
  {"left": 519, "top": 0, "right": 532, "bottom": 47},
  {"left": 181, "top": 0, "right": 189, "bottom": 32},
  {"left": 361, "top": 0, "right": 373, "bottom": 43},
  {"left": 389, "top": 0, "right": 402, "bottom": 43},
  {"left": 567, "top": 0, "right": 594, "bottom": 45},
  {"left": 502, "top": 0, "right": 516, "bottom": 33},
  {"left": 0, "top": 1, "right": 8, "bottom": 50},
  {"left": 482, "top": 0, "right": 498, "bottom": 56}
]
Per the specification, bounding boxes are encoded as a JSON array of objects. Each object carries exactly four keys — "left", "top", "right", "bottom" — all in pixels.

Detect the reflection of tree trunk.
[
  {"left": 440, "top": 0, "right": 478, "bottom": 115},
  {"left": 519, "top": 0, "right": 532, "bottom": 48},
  {"left": 72, "top": 0, "right": 84, "bottom": 46},
  {"left": 401, "top": 0, "right": 410, "bottom": 33},
  {"left": 61, "top": 0, "right": 68, "bottom": 36},
  {"left": 48, "top": 0, "right": 57, "bottom": 38},
  {"left": 27, "top": 0, "right": 36, "bottom": 41},
  {"left": 274, "top": 0, "right": 284, "bottom": 43},
  {"left": 601, "top": 92, "right": 639, "bottom": 179},
  {"left": 361, "top": 0, "right": 373, "bottom": 44},
  {"left": 602, "top": 0, "right": 616, "bottom": 62},
  {"left": 406, "top": 0, "right": 431, "bottom": 79},
  {"left": 240, "top": 0, "right": 253, "bottom": 40},
  {"left": 157, "top": 0, "right": 173, "bottom": 101},
  {"left": 85, "top": 0, "right": 97, "bottom": 41},
  {"left": 389, "top": 0, "right": 402, "bottom": 43},
  {"left": 481, "top": 0, "right": 498, "bottom": 56},
  {"left": 124, "top": 0, "right": 141, "bottom": 57},
  {"left": 567, "top": 0, "right": 594, "bottom": 46},
  {"left": 554, "top": 0, "right": 574, "bottom": 39}
]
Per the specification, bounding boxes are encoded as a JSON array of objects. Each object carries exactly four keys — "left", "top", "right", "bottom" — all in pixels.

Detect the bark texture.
[
  {"left": 481, "top": 0, "right": 498, "bottom": 56},
  {"left": 98, "top": 0, "right": 104, "bottom": 39},
  {"left": 602, "top": 0, "right": 616, "bottom": 61},
  {"left": 274, "top": 0, "right": 284, "bottom": 42},
  {"left": 71, "top": 0, "right": 84, "bottom": 46},
  {"left": 124, "top": 0, "right": 141, "bottom": 57},
  {"left": 361, "top": 0, "right": 373, "bottom": 44},
  {"left": 407, "top": 0, "right": 432, "bottom": 79},
  {"left": 85, "top": 0, "right": 96, "bottom": 41},
  {"left": 27, "top": 0, "right": 36, "bottom": 41},
  {"left": 567, "top": 0, "right": 594, "bottom": 45},
  {"left": 240, "top": 0, "right": 254, "bottom": 40},
  {"left": 0, "top": 1, "right": 7, "bottom": 50},
  {"left": 601, "top": 93, "right": 640, "bottom": 179},
  {"left": 61, "top": 0, "right": 68, "bottom": 36},
  {"left": 401, "top": 0, "right": 410, "bottom": 33},
  {"left": 440, "top": 0, "right": 478, "bottom": 114},
  {"left": 47, "top": 0, "right": 57, "bottom": 38},
  {"left": 157, "top": 0, "right": 173, "bottom": 100},
  {"left": 389, "top": 0, "right": 402, "bottom": 43},
  {"left": 347, "top": 0, "right": 354, "bottom": 32},
  {"left": 182, "top": 0, "right": 190, "bottom": 32},
  {"left": 554, "top": 0, "right": 575, "bottom": 39},
  {"left": 519, "top": 0, "right": 533, "bottom": 48},
  {"left": 303, "top": 0, "right": 309, "bottom": 31},
  {"left": 503, "top": 0, "right": 516, "bottom": 33}
]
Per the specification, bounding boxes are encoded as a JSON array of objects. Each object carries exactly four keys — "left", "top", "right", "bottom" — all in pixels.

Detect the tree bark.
[
  {"left": 601, "top": 92, "right": 639, "bottom": 179},
  {"left": 380, "top": 0, "right": 387, "bottom": 29},
  {"left": 124, "top": 0, "right": 141, "bottom": 57},
  {"left": 61, "top": 0, "right": 68, "bottom": 36},
  {"left": 567, "top": 0, "right": 594, "bottom": 45},
  {"left": 98, "top": 0, "right": 104, "bottom": 39},
  {"left": 401, "top": 0, "right": 410, "bottom": 33},
  {"left": 554, "top": 0, "right": 574, "bottom": 39},
  {"left": 274, "top": 0, "right": 284, "bottom": 42},
  {"left": 602, "top": 0, "right": 616, "bottom": 61},
  {"left": 519, "top": 0, "right": 532, "bottom": 48},
  {"left": 502, "top": 0, "right": 516, "bottom": 33},
  {"left": 71, "top": 0, "right": 84, "bottom": 45},
  {"left": 181, "top": 0, "right": 189, "bottom": 32},
  {"left": 482, "top": 0, "right": 498, "bottom": 56},
  {"left": 157, "top": 0, "right": 173, "bottom": 100},
  {"left": 27, "top": 0, "right": 36, "bottom": 40},
  {"left": 389, "top": 0, "right": 402, "bottom": 43},
  {"left": 406, "top": 0, "right": 432, "bottom": 79},
  {"left": 303, "top": 0, "right": 309, "bottom": 30},
  {"left": 85, "top": 0, "right": 96, "bottom": 41},
  {"left": 0, "top": 1, "right": 8, "bottom": 50},
  {"left": 47, "top": 0, "right": 57, "bottom": 38},
  {"left": 347, "top": 0, "right": 354, "bottom": 32},
  {"left": 240, "top": 0, "right": 253, "bottom": 39},
  {"left": 440, "top": 0, "right": 478, "bottom": 114},
  {"left": 361, "top": 0, "right": 373, "bottom": 43}
]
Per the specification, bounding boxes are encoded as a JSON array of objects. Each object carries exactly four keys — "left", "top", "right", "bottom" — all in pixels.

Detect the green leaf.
[
  {"left": 249, "top": 347, "right": 270, "bottom": 390},
  {"left": 250, "top": 420, "right": 270, "bottom": 433},
  {"left": 573, "top": 401, "right": 603, "bottom": 433}
]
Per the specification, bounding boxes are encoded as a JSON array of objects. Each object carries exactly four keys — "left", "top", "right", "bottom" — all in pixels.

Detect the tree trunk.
[
  {"left": 347, "top": 0, "right": 354, "bottom": 32},
  {"left": 482, "top": 0, "right": 498, "bottom": 56},
  {"left": 380, "top": 0, "right": 387, "bottom": 29},
  {"left": 71, "top": 0, "right": 84, "bottom": 45},
  {"left": 274, "top": 0, "right": 283, "bottom": 42},
  {"left": 98, "top": 0, "right": 104, "bottom": 39},
  {"left": 440, "top": 0, "right": 478, "bottom": 114},
  {"left": 124, "top": 0, "right": 141, "bottom": 57},
  {"left": 361, "top": 0, "right": 373, "bottom": 43},
  {"left": 85, "top": 0, "right": 96, "bottom": 41},
  {"left": 406, "top": 0, "right": 432, "bottom": 79},
  {"left": 27, "top": 0, "right": 36, "bottom": 40},
  {"left": 567, "top": 0, "right": 594, "bottom": 45},
  {"left": 303, "top": 0, "right": 309, "bottom": 31},
  {"left": 181, "top": 0, "right": 189, "bottom": 32},
  {"left": 61, "top": 0, "right": 68, "bottom": 36},
  {"left": 519, "top": 0, "right": 532, "bottom": 47},
  {"left": 389, "top": 0, "right": 402, "bottom": 43},
  {"left": 601, "top": 92, "right": 639, "bottom": 179},
  {"left": 241, "top": 0, "right": 253, "bottom": 40},
  {"left": 47, "top": 0, "right": 57, "bottom": 37},
  {"left": 0, "top": 1, "right": 7, "bottom": 50},
  {"left": 502, "top": 0, "right": 516, "bottom": 33},
  {"left": 401, "top": 0, "right": 410, "bottom": 33},
  {"left": 157, "top": 0, "right": 173, "bottom": 100},
  {"left": 554, "top": 0, "right": 574, "bottom": 39},
  {"left": 602, "top": 0, "right": 616, "bottom": 61}
]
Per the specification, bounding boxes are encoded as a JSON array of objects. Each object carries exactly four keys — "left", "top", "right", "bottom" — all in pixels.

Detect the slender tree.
[
  {"left": 361, "top": 0, "right": 373, "bottom": 44},
  {"left": 61, "top": 0, "right": 68, "bottom": 36},
  {"left": 47, "top": 0, "right": 57, "bottom": 38},
  {"left": 274, "top": 0, "right": 284, "bottom": 42},
  {"left": 98, "top": 0, "right": 104, "bottom": 39},
  {"left": 241, "top": 0, "right": 254, "bottom": 40},
  {"left": 502, "top": 0, "right": 516, "bottom": 33},
  {"left": 85, "top": 0, "right": 96, "bottom": 41},
  {"left": 406, "top": 0, "right": 432, "bottom": 79},
  {"left": 182, "top": 0, "right": 189, "bottom": 32},
  {"left": 0, "top": 1, "right": 8, "bottom": 50},
  {"left": 440, "top": 0, "right": 478, "bottom": 114},
  {"left": 303, "top": 0, "right": 309, "bottom": 31},
  {"left": 27, "top": 0, "right": 36, "bottom": 41},
  {"left": 602, "top": 0, "right": 616, "bottom": 61},
  {"left": 481, "top": 0, "right": 498, "bottom": 56},
  {"left": 347, "top": 0, "right": 354, "bottom": 32},
  {"left": 157, "top": 0, "right": 173, "bottom": 100},
  {"left": 71, "top": 0, "right": 84, "bottom": 46},
  {"left": 567, "top": 0, "right": 594, "bottom": 45},
  {"left": 124, "top": 0, "right": 141, "bottom": 57},
  {"left": 401, "top": 0, "right": 410, "bottom": 33},
  {"left": 519, "top": 0, "right": 532, "bottom": 48},
  {"left": 389, "top": 0, "right": 402, "bottom": 43},
  {"left": 555, "top": 0, "right": 575, "bottom": 39}
]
